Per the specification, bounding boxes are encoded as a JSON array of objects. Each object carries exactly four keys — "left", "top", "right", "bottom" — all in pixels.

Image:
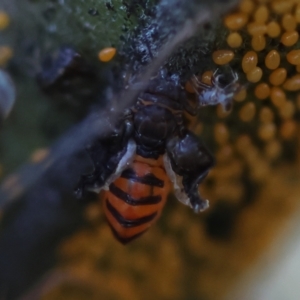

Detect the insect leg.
[
  {"left": 75, "top": 115, "right": 135, "bottom": 197},
  {"left": 165, "top": 130, "right": 214, "bottom": 212}
]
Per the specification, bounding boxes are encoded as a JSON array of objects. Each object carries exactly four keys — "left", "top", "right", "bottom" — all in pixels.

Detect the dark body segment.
[{"left": 103, "top": 155, "right": 170, "bottom": 244}]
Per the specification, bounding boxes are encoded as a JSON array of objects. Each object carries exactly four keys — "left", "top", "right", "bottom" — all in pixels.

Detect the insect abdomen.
[{"left": 103, "top": 155, "right": 170, "bottom": 244}]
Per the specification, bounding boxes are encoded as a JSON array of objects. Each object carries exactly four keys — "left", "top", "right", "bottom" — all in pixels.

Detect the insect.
[
  {"left": 75, "top": 65, "right": 241, "bottom": 243},
  {"left": 191, "top": 69, "right": 240, "bottom": 112},
  {"left": 0, "top": 2, "right": 240, "bottom": 245}
]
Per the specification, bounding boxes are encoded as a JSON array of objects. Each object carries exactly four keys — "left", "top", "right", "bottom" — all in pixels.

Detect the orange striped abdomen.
[{"left": 103, "top": 155, "right": 171, "bottom": 244}]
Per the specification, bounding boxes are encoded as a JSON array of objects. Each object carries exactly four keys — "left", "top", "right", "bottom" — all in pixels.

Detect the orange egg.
[
  {"left": 251, "top": 34, "right": 266, "bottom": 51},
  {"left": 279, "top": 101, "right": 295, "bottom": 120},
  {"left": 259, "top": 107, "right": 274, "bottom": 123},
  {"left": 224, "top": 12, "right": 248, "bottom": 30},
  {"left": 247, "top": 22, "right": 267, "bottom": 36},
  {"left": 271, "top": 0, "right": 294, "bottom": 15},
  {"left": 283, "top": 74, "right": 300, "bottom": 91},
  {"left": 216, "top": 104, "right": 232, "bottom": 118},
  {"left": 258, "top": 123, "right": 276, "bottom": 141},
  {"left": 281, "top": 31, "right": 299, "bottom": 47},
  {"left": 269, "top": 68, "right": 287, "bottom": 86},
  {"left": 254, "top": 5, "right": 269, "bottom": 23},
  {"left": 286, "top": 50, "right": 300, "bottom": 65},
  {"left": 280, "top": 120, "right": 296, "bottom": 140},
  {"left": 233, "top": 88, "right": 247, "bottom": 102},
  {"left": 215, "top": 144, "right": 234, "bottom": 163},
  {"left": 242, "top": 51, "right": 258, "bottom": 73},
  {"left": 239, "top": 0, "right": 255, "bottom": 14},
  {"left": 265, "top": 50, "right": 280, "bottom": 70},
  {"left": 235, "top": 135, "right": 252, "bottom": 154},
  {"left": 255, "top": 83, "right": 270, "bottom": 100},
  {"left": 212, "top": 50, "right": 234, "bottom": 65},
  {"left": 264, "top": 140, "right": 282, "bottom": 160},
  {"left": 214, "top": 123, "right": 229, "bottom": 145},
  {"left": 246, "top": 67, "right": 263, "bottom": 83},
  {"left": 239, "top": 102, "right": 256, "bottom": 122},
  {"left": 281, "top": 13, "right": 296, "bottom": 31},
  {"left": 201, "top": 71, "right": 213, "bottom": 85},
  {"left": 267, "top": 21, "right": 281, "bottom": 38},
  {"left": 227, "top": 32, "right": 243, "bottom": 48},
  {"left": 270, "top": 87, "right": 286, "bottom": 107},
  {"left": 98, "top": 47, "right": 117, "bottom": 62}
]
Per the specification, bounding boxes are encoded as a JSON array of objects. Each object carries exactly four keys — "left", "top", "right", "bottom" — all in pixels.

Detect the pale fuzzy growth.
[
  {"left": 163, "top": 154, "right": 209, "bottom": 213},
  {"left": 192, "top": 69, "right": 241, "bottom": 112},
  {"left": 88, "top": 139, "right": 136, "bottom": 193}
]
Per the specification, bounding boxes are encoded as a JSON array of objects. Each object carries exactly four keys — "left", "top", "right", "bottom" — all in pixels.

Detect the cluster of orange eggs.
[
  {"left": 218, "top": 0, "right": 300, "bottom": 142},
  {"left": 184, "top": 0, "right": 300, "bottom": 207}
]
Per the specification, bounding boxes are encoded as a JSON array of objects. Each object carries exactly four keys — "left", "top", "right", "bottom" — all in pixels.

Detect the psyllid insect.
[
  {"left": 76, "top": 67, "right": 242, "bottom": 243},
  {"left": 191, "top": 69, "right": 240, "bottom": 112}
]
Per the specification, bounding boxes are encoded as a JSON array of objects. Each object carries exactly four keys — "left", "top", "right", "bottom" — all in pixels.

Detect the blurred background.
[{"left": 0, "top": 0, "right": 300, "bottom": 299}]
